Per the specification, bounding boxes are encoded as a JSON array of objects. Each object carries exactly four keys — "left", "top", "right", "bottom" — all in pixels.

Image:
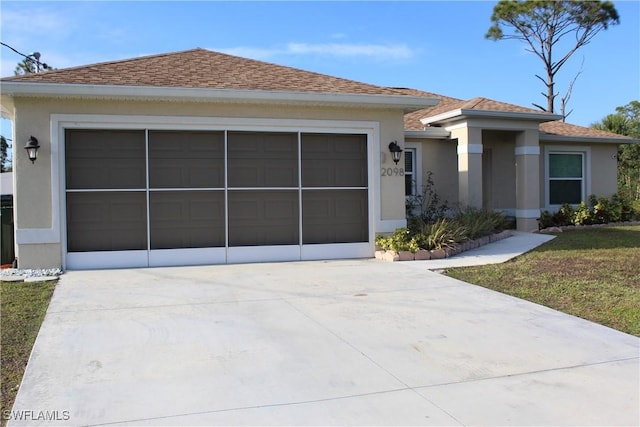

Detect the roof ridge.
[{"left": 463, "top": 97, "right": 486, "bottom": 109}]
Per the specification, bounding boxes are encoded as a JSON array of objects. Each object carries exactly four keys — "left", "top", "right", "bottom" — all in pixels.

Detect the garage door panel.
[
  {"left": 66, "top": 192, "right": 147, "bottom": 252},
  {"left": 149, "top": 131, "right": 225, "bottom": 188},
  {"left": 229, "top": 162, "right": 298, "bottom": 188},
  {"left": 66, "top": 130, "right": 146, "bottom": 189},
  {"left": 228, "top": 132, "right": 298, "bottom": 187},
  {"left": 150, "top": 191, "right": 225, "bottom": 249},
  {"left": 228, "top": 191, "right": 299, "bottom": 246},
  {"left": 301, "top": 133, "right": 367, "bottom": 187},
  {"left": 302, "top": 190, "right": 368, "bottom": 244}
]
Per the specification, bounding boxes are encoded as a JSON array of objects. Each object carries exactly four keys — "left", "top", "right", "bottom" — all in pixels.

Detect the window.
[
  {"left": 548, "top": 152, "right": 585, "bottom": 205},
  {"left": 404, "top": 148, "right": 416, "bottom": 196}
]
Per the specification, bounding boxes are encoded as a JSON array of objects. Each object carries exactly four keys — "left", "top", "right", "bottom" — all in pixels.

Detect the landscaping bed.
[
  {"left": 376, "top": 229, "right": 513, "bottom": 262},
  {"left": 375, "top": 206, "right": 513, "bottom": 263}
]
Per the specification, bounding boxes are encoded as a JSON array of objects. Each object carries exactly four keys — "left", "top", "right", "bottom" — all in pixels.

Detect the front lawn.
[
  {"left": 445, "top": 226, "right": 640, "bottom": 336},
  {"left": 1, "top": 280, "right": 56, "bottom": 426}
]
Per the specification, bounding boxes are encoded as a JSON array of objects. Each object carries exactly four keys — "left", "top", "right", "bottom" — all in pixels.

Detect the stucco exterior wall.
[
  {"left": 590, "top": 144, "right": 619, "bottom": 197},
  {"left": 10, "top": 96, "right": 407, "bottom": 268},
  {"left": 482, "top": 131, "right": 517, "bottom": 211},
  {"left": 405, "top": 138, "right": 458, "bottom": 205}
]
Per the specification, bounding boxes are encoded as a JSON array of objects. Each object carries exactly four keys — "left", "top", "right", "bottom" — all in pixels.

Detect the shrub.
[
  {"left": 418, "top": 218, "right": 468, "bottom": 250},
  {"left": 406, "top": 171, "right": 449, "bottom": 224},
  {"left": 573, "top": 201, "right": 592, "bottom": 225},
  {"left": 375, "top": 228, "right": 420, "bottom": 253},
  {"left": 538, "top": 210, "right": 555, "bottom": 229},
  {"left": 452, "top": 207, "right": 508, "bottom": 240},
  {"left": 556, "top": 203, "right": 575, "bottom": 226},
  {"left": 537, "top": 191, "right": 640, "bottom": 229}
]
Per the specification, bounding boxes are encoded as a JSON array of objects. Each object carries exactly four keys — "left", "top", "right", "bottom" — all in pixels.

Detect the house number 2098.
[{"left": 380, "top": 167, "right": 404, "bottom": 177}]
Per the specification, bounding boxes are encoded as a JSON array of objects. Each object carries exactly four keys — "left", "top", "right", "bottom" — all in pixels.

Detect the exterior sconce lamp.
[
  {"left": 24, "top": 136, "right": 40, "bottom": 164},
  {"left": 388, "top": 141, "right": 403, "bottom": 165}
]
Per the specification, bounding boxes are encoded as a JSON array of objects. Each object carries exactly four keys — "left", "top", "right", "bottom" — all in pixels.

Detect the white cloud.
[
  {"left": 1, "top": 8, "right": 72, "bottom": 38},
  {"left": 216, "top": 42, "right": 418, "bottom": 62},
  {"left": 216, "top": 46, "right": 283, "bottom": 61},
  {"left": 286, "top": 43, "right": 415, "bottom": 60}
]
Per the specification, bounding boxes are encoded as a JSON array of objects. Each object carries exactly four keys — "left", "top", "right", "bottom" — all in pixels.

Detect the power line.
[{"left": 0, "top": 41, "right": 51, "bottom": 71}]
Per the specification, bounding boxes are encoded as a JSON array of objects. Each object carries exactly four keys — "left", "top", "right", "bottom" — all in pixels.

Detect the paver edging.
[{"left": 376, "top": 229, "right": 514, "bottom": 262}]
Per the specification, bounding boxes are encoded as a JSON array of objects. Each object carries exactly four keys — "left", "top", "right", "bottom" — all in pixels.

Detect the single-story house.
[{"left": 0, "top": 48, "right": 631, "bottom": 269}]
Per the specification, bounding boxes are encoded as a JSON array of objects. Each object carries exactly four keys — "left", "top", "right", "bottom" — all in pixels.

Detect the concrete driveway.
[{"left": 9, "top": 259, "right": 640, "bottom": 426}]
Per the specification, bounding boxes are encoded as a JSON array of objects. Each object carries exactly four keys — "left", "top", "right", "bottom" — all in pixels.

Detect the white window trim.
[
  {"left": 404, "top": 142, "right": 422, "bottom": 198},
  {"left": 544, "top": 145, "right": 591, "bottom": 210}
]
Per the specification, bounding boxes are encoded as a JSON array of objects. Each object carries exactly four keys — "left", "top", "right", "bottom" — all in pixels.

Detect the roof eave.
[
  {"left": 0, "top": 82, "right": 440, "bottom": 112},
  {"left": 404, "top": 129, "right": 451, "bottom": 139},
  {"left": 540, "top": 133, "right": 637, "bottom": 144},
  {"left": 420, "top": 108, "right": 562, "bottom": 125}
]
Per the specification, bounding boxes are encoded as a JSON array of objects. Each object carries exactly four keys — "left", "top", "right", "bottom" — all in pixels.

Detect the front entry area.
[{"left": 64, "top": 128, "right": 371, "bottom": 269}]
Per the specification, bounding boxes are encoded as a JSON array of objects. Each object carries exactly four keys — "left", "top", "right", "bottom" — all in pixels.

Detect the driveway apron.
[{"left": 8, "top": 259, "right": 639, "bottom": 426}]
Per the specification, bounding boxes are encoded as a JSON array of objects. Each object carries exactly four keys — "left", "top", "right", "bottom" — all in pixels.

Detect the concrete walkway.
[{"left": 8, "top": 234, "right": 639, "bottom": 426}]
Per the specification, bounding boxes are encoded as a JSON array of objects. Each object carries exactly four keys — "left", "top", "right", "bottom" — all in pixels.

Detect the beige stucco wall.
[
  {"left": 9, "top": 96, "right": 407, "bottom": 268},
  {"left": 590, "top": 144, "right": 619, "bottom": 197},
  {"left": 405, "top": 138, "right": 458, "bottom": 206},
  {"left": 482, "top": 131, "right": 517, "bottom": 211}
]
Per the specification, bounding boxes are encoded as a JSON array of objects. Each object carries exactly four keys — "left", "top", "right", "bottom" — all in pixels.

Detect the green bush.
[
  {"left": 452, "top": 207, "right": 508, "bottom": 240},
  {"left": 537, "top": 192, "right": 640, "bottom": 229},
  {"left": 406, "top": 171, "right": 449, "bottom": 224},
  {"left": 375, "top": 228, "right": 420, "bottom": 253},
  {"left": 417, "top": 218, "right": 468, "bottom": 250},
  {"left": 573, "top": 201, "right": 592, "bottom": 225},
  {"left": 379, "top": 207, "right": 509, "bottom": 252},
  {"left": 538, "top": 210, "right": 555, "bottom": 229}
]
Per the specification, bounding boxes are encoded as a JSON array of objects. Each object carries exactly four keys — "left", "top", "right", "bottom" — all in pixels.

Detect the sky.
[{"left": 1, "top": 0, "right": 639, "bottom": 144}]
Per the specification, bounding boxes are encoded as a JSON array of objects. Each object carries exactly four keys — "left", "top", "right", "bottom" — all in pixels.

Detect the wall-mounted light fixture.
[
  {"left": 24, "top": 136, "right": 40, "bottom": 164},
  {"left": 388, "top": 141, "right": 403, "bottom": 165}
]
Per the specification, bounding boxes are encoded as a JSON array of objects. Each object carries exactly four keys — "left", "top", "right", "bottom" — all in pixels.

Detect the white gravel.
[{"left": 1, "top": 268, "right": 63, "bottom": 279}]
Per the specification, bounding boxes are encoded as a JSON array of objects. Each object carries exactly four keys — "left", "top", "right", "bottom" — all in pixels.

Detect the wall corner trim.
[
  {"left": 457, "top": 143, "right": 483, "bottom": 155},
  {"left": 515, "top": 146, "right": 541, "bottom": 156},
  {"left": 16, "top": 228, "right": 60, "bottom": 244}
]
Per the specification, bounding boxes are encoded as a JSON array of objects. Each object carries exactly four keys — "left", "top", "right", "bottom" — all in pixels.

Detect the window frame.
[
  {"left": 544, "top": 146, "right": 590, "bottom": 209},
  {"left": 404, "top": 142, "right": 422, "bottom": 199}
]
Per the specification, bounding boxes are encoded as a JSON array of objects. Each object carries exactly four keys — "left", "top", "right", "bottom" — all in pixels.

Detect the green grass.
[
  {"left": 445, "top": 226, "right": 640, "bottom": 336},
  {"left": 1, "top": 280, "right": 56, "bottom": 426}
]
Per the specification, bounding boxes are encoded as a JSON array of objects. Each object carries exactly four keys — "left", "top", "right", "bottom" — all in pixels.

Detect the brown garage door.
[{"left": 65, "top": 129, "right": 369, "bottom": 267}]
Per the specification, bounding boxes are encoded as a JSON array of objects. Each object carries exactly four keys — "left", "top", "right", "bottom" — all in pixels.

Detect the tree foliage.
[
  {"left": 486, "top": 0, "right": 619, "bottom": 115},
  {"left": 592, "top": 101, "right": 640, "bottom": 201},
  {"left": 1, "top": 136, "right": 10, "bottom": 172},
  {"left": 14, "top": 58, "right": 37, "bottom": 76},
  {"left": 13, "top": 55, "right": 54, "bottom": 76}
]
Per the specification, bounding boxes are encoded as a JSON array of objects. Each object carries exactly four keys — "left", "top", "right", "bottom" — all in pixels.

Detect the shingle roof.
[
  {"left": 540, "top": 120, "right": 631, "bottom": 140},
  {"left": 403, "top": 91, "right": 630, "bottom": 142},
  {"left": 393, "top": 88, "right": 463, "bottom": 131},
  {"left": 3, "top": 48, "right": 630, "bottom": 142},
  {"left": 1, "top": 48, "right": 410, "bottom": 97},
  {"left": 404, "top": 93, "right": 556, "bottom": 131}
]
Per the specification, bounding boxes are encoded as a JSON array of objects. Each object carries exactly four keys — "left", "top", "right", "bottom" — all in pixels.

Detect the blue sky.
[{"left": 1, "top": 0, "right": 638, "bottom": 141}]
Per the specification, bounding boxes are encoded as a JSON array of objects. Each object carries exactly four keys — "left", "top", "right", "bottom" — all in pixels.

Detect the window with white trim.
[
  {"left": 404, "top": 147, "right": 416, "bottom": 196},
  {"left": 548, "top": 152, "right": 585, "bottom": 205}
]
